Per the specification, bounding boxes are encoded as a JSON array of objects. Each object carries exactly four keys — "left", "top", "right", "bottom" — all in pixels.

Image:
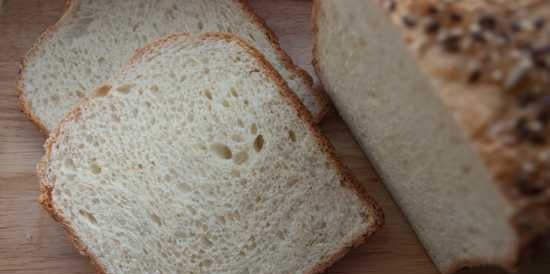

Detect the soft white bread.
[
  {"left": 313, "top": 0, "right": 550, "bottom": 273},
  {"left": 38, "top": 33, "right": 383, "bottom": 274},
  {"left": 18, "top": 0, "right": 328, "bottom": 134}
]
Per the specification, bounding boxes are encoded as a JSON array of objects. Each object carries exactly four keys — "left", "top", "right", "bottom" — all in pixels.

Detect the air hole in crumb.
[
  {"left": 111, "top": 114, "right": 121, "bottom": 122},
  {"left": 150, "top": 213, "right": 162, "bottom": 226},
  {"left": 199, "top": 259, "right": 213, "bottom": 268},
  {"left": 237, "top": 119, "right": 244, "bottom": 128},
  {"left": 211, "top": 144, "right": 232, "bottom": 159},
  {"left": 250, "top": 123, "right": 257, "bottom": 135},
  {"left": 98, "top": 57, "right": 106, "bottom": 64},
  {"left": 244, "top": 100, "right": 249, "bottom": 106},
  {"left": 79, "top": 210, "right": 97, "bottom": 224},
  {"left": 231, "top": 134, "right": 244, "bottom": 142},
  {"left": 217, "top": 215, "right": 226, "bottom": 225},
  {"left": 64, "top": 158, "right": 75, "bottom": 170},
  {"left": 288, "top": 130, "right": 297, "bottom": 142},
  {"left": 177, "top": 182, "right": 191, "bottom": 192},
  {"left": 203, "top": 90, "right": 213, "bottom": 100},
  {"left": 231, "top": 169, "right": 240, "bottom": 177},
  {"left": 195, "top": 143, "right": 207, "bottom": 151},
  {"left": 287, "top": 178, "right": 298, "bottom": 188},
  {"left": 254, "top": 135, "right": 264, "bottom": 152},
  {"left": 151, "top": 84, "right": 160, "bottom": 92},
  {"left": 90, "top": 163, "right": 102, "bottom": 174},
  {"left": 186, "top": 205, "right": 197, "bottom": 215},
  {"left": 230, "top": 88, "right": 238, "bottom": 98},
  {"left": 197, "top": 21, "right": 204, "bottom": 30},
  {"left": 95, "top": 85, "right": 111, "bottom": 97},
  {"left": 222, "top": 100, "right": 230, "bottom": 108},
  {"left": 116, "top": 84, "right": 132, "bottom": 94},
  {"left": 75, "top": 90, "right": 85, "bottom": 98},
  {"left": 201, "top": 236, "right": 213, "bottom": 248},
  {"left": 233, "top": 151, "right": 249, "bottom": 165}
]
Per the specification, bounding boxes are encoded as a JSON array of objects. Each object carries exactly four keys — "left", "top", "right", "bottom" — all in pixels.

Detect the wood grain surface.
[{"left": 0, "top": 1, "right": 545, "bottom": 274}]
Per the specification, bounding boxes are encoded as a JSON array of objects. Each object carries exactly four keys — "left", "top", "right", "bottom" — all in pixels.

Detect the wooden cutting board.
[{"left": 0, "top": 1, "right": 545, "bottom": 274}]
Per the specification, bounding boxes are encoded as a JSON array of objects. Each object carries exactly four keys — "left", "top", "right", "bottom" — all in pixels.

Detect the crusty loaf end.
[{"left": 313, "top": 0, "right": 550, "bottom": 273}]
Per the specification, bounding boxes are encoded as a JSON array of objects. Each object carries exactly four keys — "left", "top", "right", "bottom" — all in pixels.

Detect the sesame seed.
[
  {"left": 522, "top": 162, "right": 536, "bottom": 173},
  {"left": 492, "top": 70, "right": 504, "bottom": 81},
  {"left": 425, "top": 21, "right": 440, "bottom": 34},
  {"left": 529, "top": 120, "right": 544, "bottom": 132},
  {"left": 402, "top": 16, "right": 417, "bottom": 28},
  {"left": 515, "top": 117, "right": 531, "bottom": 138},
  {"left": 517, "top": 175, "right": 544, "bottom": 196},
  {"left": 511, "top": 21, "right": 522, "bottom": 32},
  {"left": 426, "top": 5, "right": 438, "bottom": 16},
  {"left": 449, "top": 12, "right": 463, "bottom": 23},
  {"left": 385, "top": 0, "right": 397, "bottom": 12},
  {"left": 471, "top": 31, "right": 486, "bottom": 43},
  {"left": 479, "top": 15, "right": 497, "bottom": 30},
  {"left": 505, "top": 59, "right": 532, "bottom": 89},
  {"left": 515, "top": 116, "right": 547, "bottom": 145},
  {"left": 442, "top": 35, "right": 461, "bottom": 53},
  {"left": 538, "top": 108, "right": 550, "bottom": 124},
  {"left": 517, "top": 92, "right": 537, "bottom": 107},
  {"left": 535, "top": 18, "right": 546, "bottom": 30},
  {"left": 468, "top": 70, "right": 482, "bottom": 83}
]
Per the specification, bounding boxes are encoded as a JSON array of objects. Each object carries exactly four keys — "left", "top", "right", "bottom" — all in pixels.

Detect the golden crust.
[
  {"left": 236, "top": 0, "right": 330, "bottom": 122},
  {"left": 17, "top": 0, "right": 328, "bottom": 137},
  {"left": 16, "top": 0, "right": 77, "bottom": 136},
  {"left": 379, "top": 0, "right": 550, "bottom": 249},
  {"left": 313, "top": 0, "right": 550, "bottom": 272},
  {"left": 38, "top": 32, "right": 383, "bottom": 274},
  {"left": 37, "top": 96, "right": 108, "bottom": 274}
]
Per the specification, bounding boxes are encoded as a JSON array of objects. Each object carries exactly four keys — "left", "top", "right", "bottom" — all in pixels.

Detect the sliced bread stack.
[
  {"left": 313, "top": 0, "right": 550, "bottom": 273},
  {"left": 37, "top": 33, "right": 382, "bottom": 274},
  {"left": 17, "top": 0, "right": 328, "bottom": 135}
]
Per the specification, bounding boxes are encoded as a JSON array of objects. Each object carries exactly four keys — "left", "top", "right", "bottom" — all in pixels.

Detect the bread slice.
[
  {"left": 313, "top": 0, "right": 550, "bottom": 273},
  {"left": 17, "top": 0, "right": 328, "bottom": 135},
  {"left": 38, "top": 33, "right": 382, "bottom": 274}
]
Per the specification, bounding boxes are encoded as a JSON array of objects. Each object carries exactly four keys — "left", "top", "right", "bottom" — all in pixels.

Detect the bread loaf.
[
  {"left": 17, "top": 0, "right": 328, "bottom": 134},
  {"left": 38, "top": 32, "right": 383, "bottom": 274},
  {"left": 313, "top": 0, "right": 550, "bottom": 272}
]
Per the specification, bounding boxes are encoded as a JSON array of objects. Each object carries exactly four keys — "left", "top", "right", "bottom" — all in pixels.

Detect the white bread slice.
[
  {"left": 38, "top": 33, "right": 383, "bottom": 274},
  {"left": 313, "top": 0, "right": 550, "bottom": 273},
  {"left": 17, "top": 0, "right": 328, "bottom": 135}
]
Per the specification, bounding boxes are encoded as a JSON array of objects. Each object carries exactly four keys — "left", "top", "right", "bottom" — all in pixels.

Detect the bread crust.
[
  {"left": 37, "top": 98, "right": 109, "bottom": 274},
  {"left": 236, "top": 0, "right": 331, "bottom": 123},
  {"left": 312, "top": 0, "right": 550, "bottom": 273},
  {"left": 38, "top": 32, "right": 383, "bottom": 274},
  {"left": 16, "top": 0, "right": 76, "bottom": 136},
  {"left": 17, "top": 0, "right": 328, "bottom": 137}
]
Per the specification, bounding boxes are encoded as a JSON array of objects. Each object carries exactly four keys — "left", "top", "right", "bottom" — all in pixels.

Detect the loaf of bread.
[
  {"left": 38, "top": 32, "right": 383, "bottom": 274},
  {"left": 313, "top": 0, "right": 550, "bottom": 273},
  {"left": 17, "top": 0, "right": 328, "bottom": 134}
]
